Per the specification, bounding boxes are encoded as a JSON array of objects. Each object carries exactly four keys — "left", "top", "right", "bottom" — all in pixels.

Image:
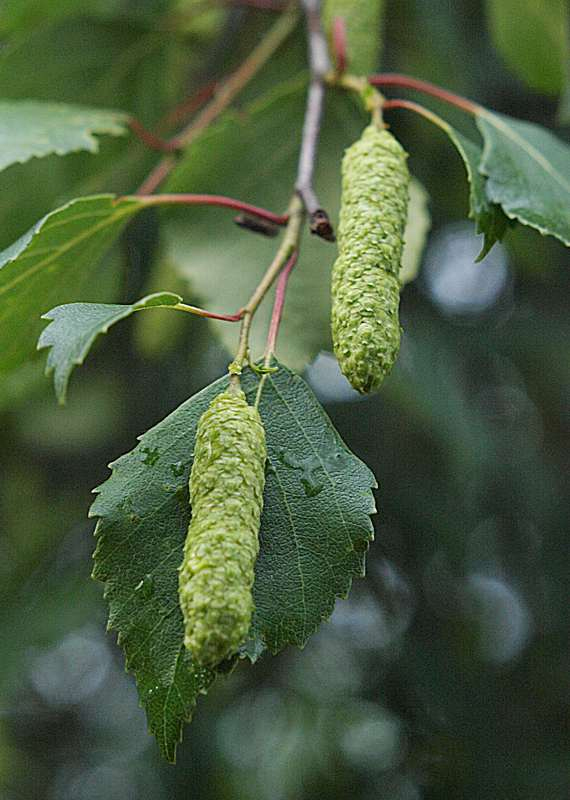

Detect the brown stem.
[
  {"left": 173, "top": 5, "right": 298, "bottom": 150},
  {"left": 136, "top": 156, "right": 177, "bottom": 195},
  {"left": 295, "top": 0, "right": 335, "bottom": 242},
  {"left": 174, "top": 303, "right": 243, "bottom": 322},
  {"left": 369, "top": 73, "right": 480, "bottom": 115},
  {"left": 230, "top": 194, "right": 305, "bottom": 384},
  {"left": 135, "top": 4, "right": 299, "bottom": 195},
  {"left": 128, "top": 118, "right": 179, "bottom": 152},
  {"left": 158, "top": 81, "right": 218, "bottom": 130}
]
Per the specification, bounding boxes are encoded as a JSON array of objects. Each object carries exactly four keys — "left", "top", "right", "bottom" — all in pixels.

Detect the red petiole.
[
  {"left": 132, "top": 193, "right": 289, "bottom": 226},
  {"left": 265, "top": 250, "right": 298, "bottom": 355},
  {"left": 369, "top": 73, "right": 480, "bottom": 115}
]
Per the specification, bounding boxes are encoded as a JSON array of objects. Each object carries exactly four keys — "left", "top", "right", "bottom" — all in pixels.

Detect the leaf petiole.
[{"left": 368, "top": 72, "right": 480, "bottom": 115}]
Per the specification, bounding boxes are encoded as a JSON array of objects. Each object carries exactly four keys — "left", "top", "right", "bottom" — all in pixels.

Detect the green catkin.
[
  {"left": 331, "top": 124, "right": 410, "bottom": 394},
  {"left": 322, "top": 0, "right": 385, "bottom": 76},
  {"left": 179, "top": 388, "right": 266, "bottom": 668}
]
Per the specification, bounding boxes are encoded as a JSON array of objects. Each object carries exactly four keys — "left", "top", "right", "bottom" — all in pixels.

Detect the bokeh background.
[{"left": 1, "top": 1, "right": 569, "bottom": 798}]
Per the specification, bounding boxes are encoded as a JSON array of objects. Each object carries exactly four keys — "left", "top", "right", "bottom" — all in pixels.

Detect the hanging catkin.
[
  {"left": 179, "top": 388, "right": 266, "bottom": 667},
  {"left": 331, "top": 124, "right": 410, "bottom": 394}
]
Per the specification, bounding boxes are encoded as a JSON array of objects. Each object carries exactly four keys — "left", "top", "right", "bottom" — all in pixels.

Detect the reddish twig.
[
  {"left": 332, "top": 16, "right": 347, "bottom": 74},
  {"left": 173, "top": 7, "right": 298, "bottom": 151},
  {"left": 176, "top": 303, "right": 244, "bottom": 322},
  {"left": 369, "top": 73, "right": 479, "bottom": 115},
  {"left": 133, "top": 193, "right": 289, "bottom": 226},
  {"left": 128, "top": 118, "right": 179, "bottom": 152},
  {"left": 133, "top": 6, "right": 299, "bottom": 195},
  {"left": 128, "top": 83, "right": 219, "bottom": 153},
  {"left": 380, "top": 98, "right": 455, "bottom": 132},
  {"left": 136, "top": 156, "right": 177, "bottom": 195},
  {"left": 158, "top": 81, "right": 218, "bottom": 130},
  {"left": 265, "top": 250, "right": 298, "bottom": 355}
]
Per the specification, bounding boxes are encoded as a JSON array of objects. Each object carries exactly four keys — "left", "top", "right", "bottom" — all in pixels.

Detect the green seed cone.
[
  {"left": 331, "top": 124, "right": 410, "bottom": 394},
  {"left": 322, "top": 0, "right": 385, "bottom": 75},
  {"left": 179, "top": 388, "right": 266, "bottom": 667}
]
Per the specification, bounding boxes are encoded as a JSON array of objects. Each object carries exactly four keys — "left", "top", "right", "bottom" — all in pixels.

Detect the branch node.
[{"left": 309, "top": 209, "right": 335, "bottom": 242}]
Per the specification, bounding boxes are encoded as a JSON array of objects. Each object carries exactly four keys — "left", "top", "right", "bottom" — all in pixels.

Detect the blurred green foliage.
[{"left": 0, "top": 1, "right": 569, "bottom": 798}]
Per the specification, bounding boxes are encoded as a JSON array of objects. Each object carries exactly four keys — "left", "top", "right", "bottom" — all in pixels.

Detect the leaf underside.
[
  {"left": 91, "top": 362, "right": 376, "bottom": 761},
  {"left": 476, "top": 109, "right": 570, "bottom": 247},
  {"left": 0, "top": 100, "right": 128, "bottom": 174},
  {"left": 436, "top": 123, "right": 509, "bottom": 260},
  {"left": 0, "top": 194, "right": 142, "bottom": 378},
  {"left": 38, "top": 292, "right": 182, "bottom": 403}
]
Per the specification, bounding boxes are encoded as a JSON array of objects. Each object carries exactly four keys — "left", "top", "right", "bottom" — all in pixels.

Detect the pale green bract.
[
  {"left": 322, "top": 0, "right": 384, "bottom": 75},
  {"left": 178, "top": 387, "right": 266, "bottom": 667},
  {"left": 331, "top": 124, "right": 410, "bottom": 394}
]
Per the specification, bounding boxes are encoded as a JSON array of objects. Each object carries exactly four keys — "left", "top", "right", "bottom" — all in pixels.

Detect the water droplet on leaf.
[
  {"left": 141, "top": 446, "right": 160, "bottom": 466},
  {"left": 300, "top": 477, "right": 324, "bottom": 497},
  {"left": 134, "top": 574, "right": 154, "bottom": 598},
  {"left": 277, "top": 451, "right": 326, "bottom": 497}
]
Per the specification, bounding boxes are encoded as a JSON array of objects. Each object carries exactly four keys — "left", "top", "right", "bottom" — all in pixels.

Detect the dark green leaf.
[
  {"left": 0, "top": 194, "right": 143, "bottom": 378},
  {"left": 449, "top": 129, "right": 510, "bottom": 260},
  {"left": 557, "top": 63, "right": 570, "bottom": 125},
  {"left": 476, "top": 110, "right": 570, "bottom": 246},
  {"left": 0, "top": 101, "right": 128, "bottom": 174},
  {"left": 0, "top": 0, "right": 120, "bottom": 33},
  {"left": 485, "top": 0, "right": 568, "bottom": 95},
  {"left": 246, "top": 366, "right": 377, "bottom": 653},
  {"left": 424, "top": 111, "right": 509, "bottom": 259},
  {"left": 38, "top": 292, "right": 182, "bottom": 403},
  {"left": 90, "top": 362, "right": 376, "bottom": 759}
]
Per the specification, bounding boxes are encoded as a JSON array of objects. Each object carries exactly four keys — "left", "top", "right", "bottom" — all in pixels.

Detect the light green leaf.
[
  {"left": 91, "top": 362, "right": 376, "bottom": 759},
  {"left": 476, "top": 109, "right": 570, "bottom": 246},
  {"left": 0, "top": 194, "right": 143, "bottom": 378},
  {"left": 400, "top": 177, "right": 431, "bottom": 286},
  {"left": 38, "top": 292, "right": 182, "bottom": 403},
  {"left": 485, "top": 0, "right": 569, "bottom": 95},
  {"left": 0, "top": 101, "right": 128, "bottom": 174},
  {"left": 322, "top": 0, "right": 385, "bottom": 75},
  {"left": 163, "top": 78, "right": 364, "bottom": 371}
]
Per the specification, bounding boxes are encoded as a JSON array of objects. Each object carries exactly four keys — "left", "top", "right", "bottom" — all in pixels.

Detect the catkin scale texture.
[
  {"left": 331, "top": 125, "right": 410, "bottom": 394},
  {"left": 179, "top": 388, "right": 266, "bottom": 667}
]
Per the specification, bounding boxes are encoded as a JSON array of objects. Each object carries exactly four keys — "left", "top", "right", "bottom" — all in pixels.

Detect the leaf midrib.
[
  {"left": 479, "top": 110, "right": 570, "bottom": 194},
  {"left": 0, "top": 204, "right": 137, "bottom": 297}
]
